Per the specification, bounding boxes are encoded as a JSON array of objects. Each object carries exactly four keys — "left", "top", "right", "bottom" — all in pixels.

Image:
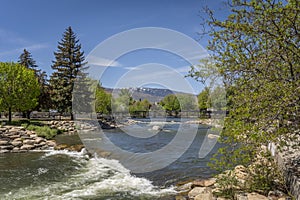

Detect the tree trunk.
[
  {"left": 26, "top": 111, "right": 31, "bottom": 119},
  {"left": 8, "top": 107, "right": 12, "bottom": 123}
]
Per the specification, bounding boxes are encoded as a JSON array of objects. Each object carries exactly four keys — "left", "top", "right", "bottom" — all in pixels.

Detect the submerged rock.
[{"left": 152, "top": 125, "right": 162, "bottom": 131}]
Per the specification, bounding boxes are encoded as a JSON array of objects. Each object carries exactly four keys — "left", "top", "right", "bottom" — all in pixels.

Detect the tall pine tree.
[
  {"left": 18, "top": 49, "right": 49, "bottom": 117},
  {"left": 18, "top": 49, "right": 40, "bottom": 75},
  {"left": 50, "top": 26, "right": 87, "bottom": 119},
  {"left": 36, "top": 71, "right": 52, "bottom": 111}
]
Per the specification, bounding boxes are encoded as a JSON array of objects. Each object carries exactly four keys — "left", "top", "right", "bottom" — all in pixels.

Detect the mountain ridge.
[{"left": 104, "top": 87, "right": 194, "bottom": 103}]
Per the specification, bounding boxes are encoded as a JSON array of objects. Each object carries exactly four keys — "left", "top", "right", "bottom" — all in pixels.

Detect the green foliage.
[
  {"left": 160, "top": 94, "right": 180, "bottom": 116},
  {"left": 247, "top": 152, "right": 286, "bottom": 195},
  {"left": 23, "top": 123, "right": 59, "bottom": 139},
  {"left": 200, "top": 0, "right": 299, "bottom": 195},
  {"left": 177, "top": 94, "right": 198, "bottom": 111},
  {"left": 111, "top": 88, "right": 151, "bottom": 117},
  {"left": 50, "top": 26, "right": 87, "bottom": 118},
  {"left": 18, "top": 49, "right": 51, "bottom": 112},
  {"left": 36, "top": 71, "right": 52, "bottom": 111},
  {"left": 197, "top": 87, "right": 211, "bottom": 111},
  {"left": 95, "top": 85, "right": 112, "bottom": 114},
  {"left": 129, "top": 99, "right": 151, "bottom": 118},
  {"left": 112, "top": 89, "right": 133, "bottom": 112},
  {"left": 0, "top": 62, "right": 40, "bottom": 122},
  {"left": 160, "top": 94, "right": 198, "bottom": 117},
  {"left": 214, "top": 171, "right": 239, "bottom": 200},
  {"left": 18, "top": 49, "right": 39, "bottom": 73}
]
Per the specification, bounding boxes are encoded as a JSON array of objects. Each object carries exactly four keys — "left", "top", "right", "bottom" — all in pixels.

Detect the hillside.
[{"left": 104, "top": 87, "right": 193, "bottom": 103}]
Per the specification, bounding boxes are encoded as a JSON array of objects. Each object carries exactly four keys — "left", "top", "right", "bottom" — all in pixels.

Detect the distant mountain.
[{"left": 104, "top": 87, "right": 193, "bottom": 103}]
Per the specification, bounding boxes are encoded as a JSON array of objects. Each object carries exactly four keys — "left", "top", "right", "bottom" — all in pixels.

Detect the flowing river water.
[{"left": 0, "top": 119, "right": 221, "bottom": 199}]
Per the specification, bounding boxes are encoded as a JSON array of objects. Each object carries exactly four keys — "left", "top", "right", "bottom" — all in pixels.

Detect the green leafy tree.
[
  {"left": 198, "top": 87, "right": 211, "bottom": 111},
  {"left": 160, "top": 94, "right": 180, "bottom": 117},
  {"left": 95, "top": 85, "right": 112, "bottom": 114},
  {"left": 18, "top": 49, "right": 51, "bottom": 113},
  {"left": 129, "top": 99, "right": 151, "bottom": 118},
  {"left": 177, "top": 94, "right": 198, "bottom": 111},
  {"left": 0, "top": 62, "right": 40, "bottom": 122},
  {"left": 50, "top": 26, "right": 87, "bottom": 119},
  {"left": 199, "top": 0, "right": 299, "bottom": 194},
  {"left": 112, "top": 89, "right": 133, "bottom": 113}
]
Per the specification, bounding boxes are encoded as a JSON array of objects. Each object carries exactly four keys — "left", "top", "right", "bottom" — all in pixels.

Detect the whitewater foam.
[{"left": 4, "top": 149, "right": 176, "bottom": 200}]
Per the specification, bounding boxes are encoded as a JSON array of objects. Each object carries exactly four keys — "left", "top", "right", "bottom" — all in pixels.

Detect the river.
[{"left": 0, "top": 118, "right": 221, "bottom": 199}]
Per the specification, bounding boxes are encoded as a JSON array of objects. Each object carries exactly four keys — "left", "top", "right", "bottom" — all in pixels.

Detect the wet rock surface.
[
  {"left": 0, "top": 126, "right": 56, "bottom": 153},
  {"left": 176, "top": 168, "right": 291, "bottom": 200}
]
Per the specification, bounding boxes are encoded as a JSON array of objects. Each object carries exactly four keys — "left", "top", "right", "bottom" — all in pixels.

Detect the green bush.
[{"left": 22, "top": 124, "right": 59, "bottom": 139}]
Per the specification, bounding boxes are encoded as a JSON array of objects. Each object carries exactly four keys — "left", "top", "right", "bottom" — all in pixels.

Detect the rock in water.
[{"left": 152, "top": 125, "right": 161, "bottom": 131}]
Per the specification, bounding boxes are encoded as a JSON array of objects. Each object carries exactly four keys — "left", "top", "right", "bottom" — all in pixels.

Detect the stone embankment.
[
  {"left": 47, "top": 120, "right": 117, "bottom": 130},
  {"left": 271, "top": 134, "right": 300, "bottom": 200},
  {"left": 47, "top": 120, "right": 77, "bottom": 134},
  {"left": 0, "top": 126, "right": 56, "bottom": 153},
  {"left": 176, "top": 165, "right": 290, "bottom": 200}
]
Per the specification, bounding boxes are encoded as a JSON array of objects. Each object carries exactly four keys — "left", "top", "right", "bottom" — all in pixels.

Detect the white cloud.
[
  {"left": 87, "top": 55, "right": 122, "bottom": 67},
  {"left": 124, "top": 66, "right": 143, "bottom": 71},
  {"left": 0, "top": 43, "right": 48, "bottom": 57},
  {"left": 0, "top": 29, "right": 28, "bottom": 45}
]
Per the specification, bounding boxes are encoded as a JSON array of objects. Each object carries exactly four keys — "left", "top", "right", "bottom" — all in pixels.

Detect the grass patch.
[
  {"left": 23, "top": 124, "right": 59, "bottom": 139},
  {"left": 1, "top": 120, "right": 62, "bottom": 139},
  {"left": 20, "top": 122, "right": 61, "bottom": 139}
]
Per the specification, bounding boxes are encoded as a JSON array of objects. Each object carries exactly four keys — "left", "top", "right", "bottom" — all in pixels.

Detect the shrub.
[{"left": 22, "top": 124, "right": 59, "bottom": 139}]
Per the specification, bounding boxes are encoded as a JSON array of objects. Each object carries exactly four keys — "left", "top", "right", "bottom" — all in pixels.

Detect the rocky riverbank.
[
  {"left": 0, "top": 126, "right": 56, "bottom": 153},
  {"left": 176, "top": 165, "right": 290, "bottom": 200},
  {"left": 46, "top": 120, "right": 77, "bottom": 133}
]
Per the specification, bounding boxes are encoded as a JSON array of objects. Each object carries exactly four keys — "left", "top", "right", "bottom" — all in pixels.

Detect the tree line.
[
  {"left": 0, "top": 26, "right": 219, "bottom": 122},
  {"left": 0, "top": 27, "right": 87, "bottom": 122}
]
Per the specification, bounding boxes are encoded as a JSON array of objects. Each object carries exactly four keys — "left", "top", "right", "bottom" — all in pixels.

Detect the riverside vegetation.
[
  {"left": 0, "top": 0, "right": 299, "bottom": 199},
  {"left": 186, "top": 0, "right": 299, "bottom": 199}
]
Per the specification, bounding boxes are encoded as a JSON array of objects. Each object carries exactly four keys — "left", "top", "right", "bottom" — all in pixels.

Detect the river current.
[{"left": 0, "top": 119, "right": 220, "bottom": 199}]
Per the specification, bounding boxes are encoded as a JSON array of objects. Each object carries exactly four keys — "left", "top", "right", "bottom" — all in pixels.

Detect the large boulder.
[
  {"left": 0, "top": 140, "right": 9, "bottom": 145},
  {"left": 192, "top": 178, "right": 216, "bottom": 187},
  {"left": 23, "top": 139, "right": 35, "bottom": 145},
  {"left": 194, "top": 192, "right": 213, "bottom": 200},
  {"left": 188, "top": 187, "right": 207, "bottom": 199},
  {"left": 11, "top": 141, "right": 22, "bottom": 147},
  {"left": 247, "top": 192, "right": 268, "bottom": 200},
  {"left": 20, "top": 144, "right": 34, "bottom": 150}
]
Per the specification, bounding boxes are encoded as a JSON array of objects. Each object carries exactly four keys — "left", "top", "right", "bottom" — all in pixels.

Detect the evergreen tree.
[
  {"left": 18, "top": 49, "right": 40, "bottom": 75},
  {"left": 36, "top": 71, "right": 52, "bottom": 111},
  {"left": 50, "top": 26, "right": 87, "bottom": 119},
  {"left": 18, "top": 49, "right": 45, "bottom": 117}
]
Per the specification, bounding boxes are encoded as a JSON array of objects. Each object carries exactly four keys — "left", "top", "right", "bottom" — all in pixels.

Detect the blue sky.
[{"left": 0, "top": 0, "right": 229, "bottom": 94}]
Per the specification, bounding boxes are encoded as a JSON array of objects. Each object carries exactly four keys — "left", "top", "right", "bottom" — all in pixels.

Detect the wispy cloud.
[
  {"left": 0, "top": 43, "right": 49, "bottom": 57},
  {"left": 124, "top": 66, "right": 143, "bottom": 71},
  {"left": 0, "top": 28, "right": 49, "bottom": 58},
  {"left": 87, "top": 55, "right": 122, "bottom": 67},
  {"left": 0, "top": 29, "right": 28, "bottom": 45}
]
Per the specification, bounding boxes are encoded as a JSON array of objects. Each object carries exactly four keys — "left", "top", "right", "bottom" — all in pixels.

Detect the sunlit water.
[{"left": 0, "top": 119, "right": 220, "bottom": 199}]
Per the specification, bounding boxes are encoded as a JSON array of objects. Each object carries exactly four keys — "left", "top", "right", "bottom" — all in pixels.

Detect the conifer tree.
[
  {"left": 18, "top": 49, "right": 40, "bottom": 75},
  {"left": 36, "top": 71, "right": 52, "bottom": 111},
  {"left": 50, "top": 26, "right": 87, "bottom": 119},
  {"left": 18, "top": 49, "right": 47, "bottom": 117}
]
